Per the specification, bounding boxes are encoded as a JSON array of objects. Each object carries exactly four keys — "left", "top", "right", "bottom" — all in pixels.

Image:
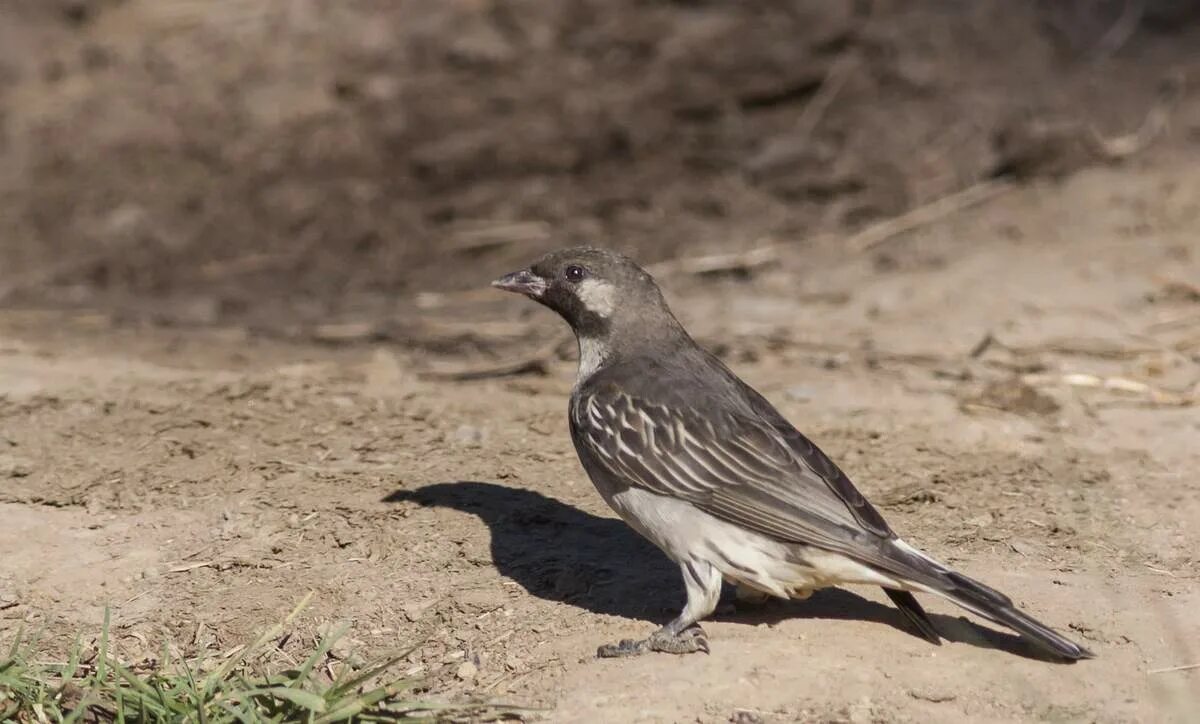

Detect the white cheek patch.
[{"left": 576, "top": 278, "right": 616, "bottom": 317}]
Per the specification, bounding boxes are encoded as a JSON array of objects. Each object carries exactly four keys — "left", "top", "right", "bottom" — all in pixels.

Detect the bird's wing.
[{"left": 570, "top": 382, "right": 897, "bottom": 564}]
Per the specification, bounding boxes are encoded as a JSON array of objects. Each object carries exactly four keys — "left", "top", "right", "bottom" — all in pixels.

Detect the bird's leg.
[{"left": 597, "top": 560, "right": 721, "bottom": 658}]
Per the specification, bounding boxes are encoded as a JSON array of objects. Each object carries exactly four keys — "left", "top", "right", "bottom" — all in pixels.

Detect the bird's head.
[{"left": 492, "top": 246, "right": 682, "bottom": 350}]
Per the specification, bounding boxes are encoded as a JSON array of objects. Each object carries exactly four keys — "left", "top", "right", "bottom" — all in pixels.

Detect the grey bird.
[{"left": 492, "top": 246, "right": 1093, "bottom": 661}]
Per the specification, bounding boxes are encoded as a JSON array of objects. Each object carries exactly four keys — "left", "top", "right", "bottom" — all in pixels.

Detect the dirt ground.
[{"left": 3, "top": 1, "right": 1200, "bottom": 722}]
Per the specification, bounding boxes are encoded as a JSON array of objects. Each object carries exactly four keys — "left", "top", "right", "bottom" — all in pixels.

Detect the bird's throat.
[{"left": 576, "top": 335, "right": 609, "bottom": 384}]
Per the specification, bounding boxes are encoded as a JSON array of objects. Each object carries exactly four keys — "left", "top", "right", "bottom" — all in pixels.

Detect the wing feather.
[{"left": 570, "top": 384, "right": 897, "bottom": 566}]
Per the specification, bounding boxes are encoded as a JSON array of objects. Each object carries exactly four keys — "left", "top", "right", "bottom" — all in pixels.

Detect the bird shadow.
[{"left": 384, "top": 480, "right": 1066, "bottom": 662}]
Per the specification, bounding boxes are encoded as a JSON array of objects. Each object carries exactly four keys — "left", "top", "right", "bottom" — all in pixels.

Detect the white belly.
[{"left": 607, "top": 485, "right": 907, "bottom": 598}]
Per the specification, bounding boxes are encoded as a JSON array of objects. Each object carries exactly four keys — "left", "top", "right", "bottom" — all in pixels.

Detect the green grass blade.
[
  {"left": 313, "top": 680, "right": 410, "bottom": 724},
  {"left": 110, "top": 660, "right": 180, "bottom": 718},
  {"left": 59, "top": 635, "right": 84, "bottom": 685},
  {"left": 293, "top": 622, "right": 347, "bottom": 688},
  {"left": 204, "top": 591, "right": 313, "bottom": 695},
  {"left": 239, "top": 686, "right": 328, "bottom": 713},
  {"left": 217, "top": 698, "right": 262, "bottom": 723},
  {"left": 327, "top": 643, "right": 423, "bottom": 699},
  {"left": 95, "top": 607, "right": 111, "bottom": 685},
  {"left": 110, "top": 660, "right": 159, "bottom": 700},
  {"left": 6, "top": 625, "right": 23, "bottom": 659},
  {"left": 0, "top": 595, "right": 530, "bottom": 724}
]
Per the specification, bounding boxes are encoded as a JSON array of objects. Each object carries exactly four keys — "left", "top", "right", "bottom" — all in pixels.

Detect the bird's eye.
[{"left": 564, "top": 265, "right": 586, "bottom": 283}]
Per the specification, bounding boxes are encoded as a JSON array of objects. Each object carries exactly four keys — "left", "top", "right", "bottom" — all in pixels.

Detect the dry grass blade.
[
  {"left": 848, "top": 179, "right": 1014, "bottom": 252},
  {"left": 1147, "top": 662, "right": 1200, "bottom": 675}
]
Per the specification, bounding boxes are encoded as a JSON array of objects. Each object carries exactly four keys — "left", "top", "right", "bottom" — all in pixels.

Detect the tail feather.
[
  {"left": 886, "top": 540, "right": 1094, "bottom": 661},
  {"left": 937, "top": 571, "right": 1095, "bottom": 660},
  {"left": 883, "top": 588, "right": 941, "bottom": 645}
]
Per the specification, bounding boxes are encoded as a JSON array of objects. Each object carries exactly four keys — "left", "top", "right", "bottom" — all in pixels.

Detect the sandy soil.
[
  {"left": 3, "top": 1, "right": 1200, "bottom": 722},
  {"left": 4, "top": 159, "right": 1200, "bottom": 721}
]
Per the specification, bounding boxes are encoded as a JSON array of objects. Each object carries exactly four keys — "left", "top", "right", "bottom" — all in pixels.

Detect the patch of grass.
[{"left": 0, "top": 594, "right": 527, "bottom": 723}]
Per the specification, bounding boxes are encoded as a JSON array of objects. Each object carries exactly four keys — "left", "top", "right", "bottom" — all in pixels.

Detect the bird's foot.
[
  {"left": 596, "top": 624, "right": 709, "bottom": 658},
  {"left": 648, "top": 624, "right": 709, "bottom": 655}
]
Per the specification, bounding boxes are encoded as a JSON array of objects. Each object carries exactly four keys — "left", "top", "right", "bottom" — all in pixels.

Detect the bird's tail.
[{"left": 888, "top": 540, "right": 1095, "bottom": 661}]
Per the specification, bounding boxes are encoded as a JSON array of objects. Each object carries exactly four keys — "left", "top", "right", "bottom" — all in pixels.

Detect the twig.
[
  {"left": 1089, "top": 0, "right": 1145, "bottom": 61},
  {"left": 414, "top": 288, "right": 500, "bottom": 309},
  {"left": 848, "top": 179, "right": 1014, "bottom": 252},
  {"left": 308, "top": 321, "right": 383, "bottom": 343},
  {"left": 198, "top": 253, "right": 291, "bottom": 280},
  {"left": 446, "top": 221, "right": 551, "bottom": 253},
  {"left": 419, "top": 333, "right": 572, "bottom": 382},
  {"left": 648, "top": 244, "right": 782, "bottom": 277},
  {"left": 167, "top": 559, "right": 272, "bottom": 574},
  {"left": 794, "top": 53, "right": 859, "bottom": 142},
  {"left": 0, "top": 250, "right": 114, "bottom": 305},
  {"left": 1024, "top": 371, "right": 1196, "bottom": 407},
  {"left": 743, "top": 54, "right": 859, "bottom": 176},
  {"left": 1151, "top": 276, "right": 1200, "bottom": 304},
  {"left": 1010, "top": 335, "right": 1162, "bottom": 360},
  {"left": 1087, "top": 71, "right": 1185, "bottom": 160},
  {"left": 1145, "top": 313, "right": 1200, "bottom": 334},
  {"left": 968, "top": 332, "right": 996, "bottom": 359},
  {"left": 306, "top": 317, "right": 536, "bottom": 346},
  {"left": 120, "top": 590, "right": 151, "bottom": 607},
  {"left": 977, "top": 332, "right": 1189, "bottom": 373},
  {"left": 180, "top": 544, "right": 216, "bottom": 561},
  {"left": 1147, "top": 662, "right": 1200, "bottom": 675},
  {"left": 168, "top": 561, "right": 218, "bottom": 574}
]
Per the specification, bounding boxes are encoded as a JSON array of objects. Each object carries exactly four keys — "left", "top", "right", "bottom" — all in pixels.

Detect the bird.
[{"left": 491, "top": 246, "right": 1094, "bottom": 661}]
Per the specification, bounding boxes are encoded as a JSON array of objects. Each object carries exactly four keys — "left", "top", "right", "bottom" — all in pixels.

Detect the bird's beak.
[{"left": 491, "top": 268, "right": 547, "bottom": 298}]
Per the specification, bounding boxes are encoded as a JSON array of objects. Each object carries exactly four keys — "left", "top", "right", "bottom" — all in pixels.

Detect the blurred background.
[
  {"left": 3, "top": 3, "right": 1200, "bottom": 719},
  {"left": 1, "top": 0, "right": 1198, "bottom": 330}
]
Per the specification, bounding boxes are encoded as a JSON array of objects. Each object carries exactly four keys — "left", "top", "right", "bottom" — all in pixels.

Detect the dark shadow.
[
  {"left": 385, "top": 481, "right": 1069, "bottom": 662},
  {"left": 719, "top": 589, "right": 1067, "bottom": 662},
  {"left": 384, "top": 481, "right": 679, "bottom": 622}
]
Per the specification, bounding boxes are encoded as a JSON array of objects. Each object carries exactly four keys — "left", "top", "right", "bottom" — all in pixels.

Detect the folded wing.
[{"left": 570, "top": 383, "right": 902, "bottom": 569}]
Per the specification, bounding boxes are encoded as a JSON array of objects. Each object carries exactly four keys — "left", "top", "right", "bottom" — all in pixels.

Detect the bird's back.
[{"left": 572, "top": 337, "right": 898, "bottom": 543}]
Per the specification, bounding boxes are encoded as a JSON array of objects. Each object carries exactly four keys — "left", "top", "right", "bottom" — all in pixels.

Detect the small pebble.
[
  {"left": 453, "top": 425, "right": 486, "bottom": 447},
  {"left": 455, "top": 661, "right": 478, "bottom": 681}
]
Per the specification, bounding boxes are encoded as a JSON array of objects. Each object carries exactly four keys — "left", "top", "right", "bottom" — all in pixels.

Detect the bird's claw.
[
  {"left": 596, "top": 638, "right": 646, "bottom": 658},
  {"left": 596, "top": 625, "right": 709, "bottom": 658},
  {"left": 650, "top": 624, "right": 709, "bottom": 654}
]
